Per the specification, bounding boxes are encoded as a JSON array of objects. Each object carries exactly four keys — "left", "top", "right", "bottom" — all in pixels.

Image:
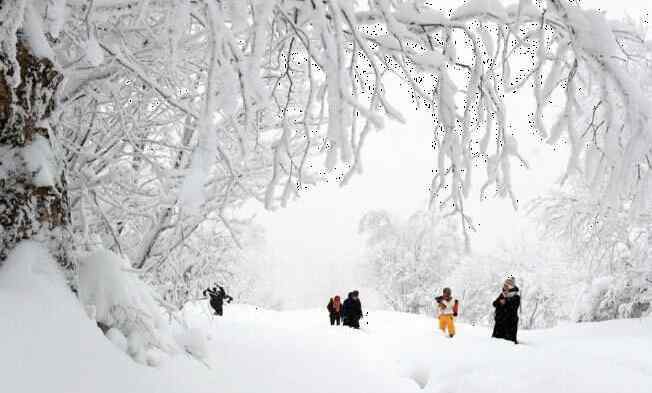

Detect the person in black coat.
[
  {"left": 341, "top": 292, "right": 351, "bottom": 326},
  {"left": 492, "top": 277, "right": 520, "bottom": 343},
  {"left": 203, "top": 285, "right": 233, "bottom": 316},
  {"left": 342, "top": 290, "right": 363, "bottom": 329}
]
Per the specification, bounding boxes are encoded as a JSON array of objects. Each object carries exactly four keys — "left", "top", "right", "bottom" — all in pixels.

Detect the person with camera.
[
  {"left": 203, "top": 284, "right": 233, "bottom": 316},
  {"left": 492, "top": 277, "right": 520, "bottom": 343}
]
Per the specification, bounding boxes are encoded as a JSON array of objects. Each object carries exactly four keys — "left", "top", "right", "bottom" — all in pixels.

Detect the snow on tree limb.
[{"left": 18, "top": 0, "right": 650, "bottom": 276}]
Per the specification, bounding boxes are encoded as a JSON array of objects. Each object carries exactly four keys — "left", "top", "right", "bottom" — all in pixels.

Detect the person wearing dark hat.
[
  {"left": 341, "top": 292, "right": 351, "bottom": 327},
  {"left": 492, "top": 276, "right": 520, "bottom": 343},
  {"left": 342, "top": 290, "right": 363, "bottom": 329}
]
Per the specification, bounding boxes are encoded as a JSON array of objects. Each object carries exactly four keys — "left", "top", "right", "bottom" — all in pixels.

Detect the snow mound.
[
  {"left": 78, "top": 248, "right": 179, "bottom": 361},
  {"left": 106, "top": 327, "right": 129, "bottom": 353},
  {"left": 0, "top": 242, "right": 220, "bottom": 393},
  {"left": 176, "top": 327, "right": 209, "bottom": 359}
]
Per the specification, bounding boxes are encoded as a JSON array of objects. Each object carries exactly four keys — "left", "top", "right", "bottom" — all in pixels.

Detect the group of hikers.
[
  {"left": 327, "top": 277, "right": 521, "bottom": 344},
  {"left": 434, "top": 276, "right": 521, "bottom": 343},
  {"left": 208, "top": 277, "right": 520, "bottom": 344},
  {"left": 326, "top": 290, "right": 364, "bottom": 329}
]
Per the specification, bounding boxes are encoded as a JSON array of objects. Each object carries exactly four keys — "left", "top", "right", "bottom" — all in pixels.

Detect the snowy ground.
[
  {"left": 196, "top": 306, "right": 652, "bottom": 393},
  {"left": 1, "top": 253, "right": 651, "bottom": 393}
]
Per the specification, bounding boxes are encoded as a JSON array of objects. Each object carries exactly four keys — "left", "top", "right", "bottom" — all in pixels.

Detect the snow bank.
[
  {"left": 0, "top": 242, "right": 222, "bottom": 393},
  {"left": 78, "top": 248, "right": 179, "bottom": 361}
]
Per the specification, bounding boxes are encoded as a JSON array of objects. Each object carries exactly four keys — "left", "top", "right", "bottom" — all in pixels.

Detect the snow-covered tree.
[
  {"left": 534, "top": 183, "right": 652, "bottom": 321},
  {"left": 153, "top": 222, "right": 266, "bottom": 310},
  {"left": 446, "top": 238, "right": 573, "bottom": 329},
  {"left": 56, "top": 1, "right": 275, "bottom": 276},
  {"left": 359, "top": 209, "right": 463, "bottom": 313},
  {"left": 2, "top": 0, "right": 651, "bottom": 326}
]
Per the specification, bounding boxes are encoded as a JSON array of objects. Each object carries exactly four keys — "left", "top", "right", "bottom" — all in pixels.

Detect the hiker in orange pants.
[{"left": 436, "top": 288, "right": 459, "bottom": 338}]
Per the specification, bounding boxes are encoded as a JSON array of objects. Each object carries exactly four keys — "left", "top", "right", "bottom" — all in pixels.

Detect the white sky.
[{"left": 246, "top": 0, "right": 649, "bottom": 309}]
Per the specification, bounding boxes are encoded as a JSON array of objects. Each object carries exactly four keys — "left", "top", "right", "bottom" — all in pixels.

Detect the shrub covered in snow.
[
  {"left": 78, "top": 248, "right": 179, "bottom": 363},
  {"left": 573, "top": 273, "right": 652, "bottom": 322}
]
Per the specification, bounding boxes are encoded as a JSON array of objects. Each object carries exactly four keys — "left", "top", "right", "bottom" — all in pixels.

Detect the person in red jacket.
[
  {"left": 435, "top": 288, "right": 459, "bottom": 338},
  {"left": 327, "top": 295, "right": 342, "bottom": 326}
]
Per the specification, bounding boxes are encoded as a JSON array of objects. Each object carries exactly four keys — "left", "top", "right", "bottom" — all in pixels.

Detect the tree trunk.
[{"left": 0, "top": 39, "right": 71, "bottom": 268}]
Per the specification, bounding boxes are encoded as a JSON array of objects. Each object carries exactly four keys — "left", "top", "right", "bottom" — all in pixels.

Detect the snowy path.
[
  {"left": 186, "top": 305, "right": 652, "bottom": 393},
  {"left": 2, "top": 256, "right": 651, "bottom": 393}
]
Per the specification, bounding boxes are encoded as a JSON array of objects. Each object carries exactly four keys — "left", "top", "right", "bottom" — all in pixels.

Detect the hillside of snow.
[{"left": 1, "top": 248, "right": 651, "bottom": 393}]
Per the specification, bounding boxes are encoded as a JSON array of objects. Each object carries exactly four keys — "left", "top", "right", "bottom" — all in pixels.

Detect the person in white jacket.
[{"left": 435, "top": 288, "right": 459, "bottom": 338}]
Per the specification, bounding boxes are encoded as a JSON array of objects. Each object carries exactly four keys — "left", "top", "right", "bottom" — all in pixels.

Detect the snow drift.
[
  {"left": 78, "top": 248, "right": 178, "bottom": 363},
  {"left": 0, "top": 242, "right": 217, "bottom": 393}
]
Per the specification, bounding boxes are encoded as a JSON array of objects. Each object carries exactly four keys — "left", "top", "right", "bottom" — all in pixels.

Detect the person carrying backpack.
[
  {"left": 327, "top": 295, "right": 342, "bottom": 326},
  {"left": 203, "top": 285, "right": 233, "bottom": 316},
  {"left": 492, "top": 276, "right": 520, "bottom": 344},
  {"left": 435, "top": 287, "right": 459, "bottom": 338}
]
